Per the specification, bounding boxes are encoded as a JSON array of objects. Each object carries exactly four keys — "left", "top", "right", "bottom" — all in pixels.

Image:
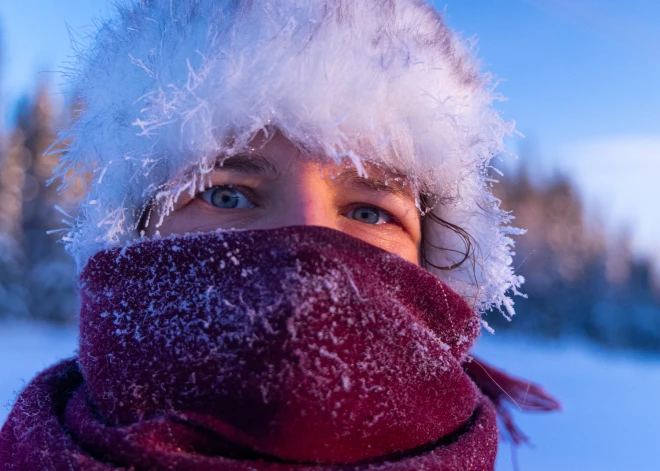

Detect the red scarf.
[{"left": 0, "top": 226, "right": 558, "bottom": 470}]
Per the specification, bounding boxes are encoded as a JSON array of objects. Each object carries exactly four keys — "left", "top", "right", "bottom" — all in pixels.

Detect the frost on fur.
[{"left": 53, "top": 0, "right": 522, "bottom": 315}]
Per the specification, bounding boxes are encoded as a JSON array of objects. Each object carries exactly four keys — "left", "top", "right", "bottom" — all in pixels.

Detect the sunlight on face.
[{"left": 145, "top": 134, "right": 422, "bottom": 264}]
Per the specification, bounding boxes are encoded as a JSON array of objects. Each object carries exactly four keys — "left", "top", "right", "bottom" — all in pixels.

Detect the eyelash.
[
  {"left": 198, "top": 185, "right": 256, "bottom": 209},
  {"left": 197, "top": 185, "right": 398, "bottom": 226},
  {"left": 343, "top": 204, "right": 394, "bottom": 225}
]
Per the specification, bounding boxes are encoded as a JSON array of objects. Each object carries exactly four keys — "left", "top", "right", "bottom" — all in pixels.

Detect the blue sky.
[
  {"left": 443, "top": 0, "right": 660, "bottom": 264},
  {"left": 1, "top": 0, "right": 659, "bottom": 261}
]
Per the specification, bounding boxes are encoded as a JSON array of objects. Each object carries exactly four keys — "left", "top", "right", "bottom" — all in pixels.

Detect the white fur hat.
[{"left": 54, "top": 0, "right": 522, "bottom": 316}]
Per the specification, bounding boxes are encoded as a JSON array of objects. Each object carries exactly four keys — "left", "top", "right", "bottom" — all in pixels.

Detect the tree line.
[
  {"left": 488, "top": 164, "right": 660, "bottom": 351},
  {"left": 0, "top": 84, "right": 80, "bottom": 323}
]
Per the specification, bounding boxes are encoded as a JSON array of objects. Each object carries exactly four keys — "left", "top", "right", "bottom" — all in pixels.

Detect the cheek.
[
  {"left": 143, "top": 212, "right": 179, "bottom": 237},
  {"left": 144, "top": 205, "right": 215, "bottom": 237},
  {"left": 338, "top": 223, "right": 421, "bottom": 265},
  {"left": 381, "top": 238, "right": 421, "bottom": 265}
]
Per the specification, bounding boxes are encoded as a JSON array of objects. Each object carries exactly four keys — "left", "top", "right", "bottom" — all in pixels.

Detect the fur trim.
[{"left": 53, "top": 0, "right": 522, "bottom": 315}]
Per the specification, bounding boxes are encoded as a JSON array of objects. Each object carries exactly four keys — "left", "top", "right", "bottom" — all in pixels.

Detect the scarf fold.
[{"left": 1, "top": 226, "right": 556, "bottom": 470}]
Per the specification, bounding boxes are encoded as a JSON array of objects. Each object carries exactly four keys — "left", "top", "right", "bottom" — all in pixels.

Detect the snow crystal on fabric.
[{"left": 78, "top": 226, "right": 487, "bottom": 463}]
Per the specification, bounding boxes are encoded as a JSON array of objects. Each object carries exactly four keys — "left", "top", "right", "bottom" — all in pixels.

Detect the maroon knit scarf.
[{"left": 0, "top": 226, "right": 558, "bottom": 470}]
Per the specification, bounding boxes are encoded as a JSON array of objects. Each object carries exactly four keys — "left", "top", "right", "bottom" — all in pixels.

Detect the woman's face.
[{"left": 146, "top": 134, "right": 422, "bottom": 264}]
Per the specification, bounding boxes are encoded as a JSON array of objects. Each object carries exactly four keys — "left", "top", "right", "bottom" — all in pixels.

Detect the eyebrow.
[
  {"left": 215, "top": 154, "right": 279, "bottom": 176},
  {"left": 215, "top": 154, "right": 415, "bottom": 200},
  {"left": 332, "top": 167, "right": 415, "bottom": 201}
]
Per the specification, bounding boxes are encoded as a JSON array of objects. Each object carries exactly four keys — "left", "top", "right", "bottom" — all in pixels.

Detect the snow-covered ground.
[
  {"left": 0, "top": 322, "right": 78, "bottom": 425},
  {"left": 1, "top": 322, "right": 658, "bottom": 470},
  {"left": 474, "top": 335, "right": 660, "bottom": 471}
]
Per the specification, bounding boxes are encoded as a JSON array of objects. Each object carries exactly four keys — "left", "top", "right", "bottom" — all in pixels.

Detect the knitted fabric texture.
[{"left": 2, "top": 226, "right": 500, "bottom": 470}]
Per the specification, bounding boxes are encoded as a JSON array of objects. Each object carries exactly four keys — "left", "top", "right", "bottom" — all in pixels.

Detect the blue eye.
[
  {"left": 347, "top": 206, "right": 391, "bottom": 225},
  {"left": 200, "top": 186, "right": 254, "bottom": 209}
]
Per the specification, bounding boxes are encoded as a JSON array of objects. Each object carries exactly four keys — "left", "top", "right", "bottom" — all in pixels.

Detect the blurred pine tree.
[
  {"left": 490, "top": 163, "right": 660, "bottom": 351},
  {"left": 0, "top": 84, "right": 79, "bottom": 323},
  {"left": 0, "top": 35, "right": 30, "bottom": 317}
]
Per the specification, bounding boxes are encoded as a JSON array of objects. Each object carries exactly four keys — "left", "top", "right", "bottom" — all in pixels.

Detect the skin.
[{"left": 146, "top": 133, "right": 422, "bottom": 265}]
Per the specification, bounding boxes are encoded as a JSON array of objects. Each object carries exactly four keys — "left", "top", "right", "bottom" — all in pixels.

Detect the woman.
[{"left": 0, "top": 1, "right": 558, "bottom": 469}]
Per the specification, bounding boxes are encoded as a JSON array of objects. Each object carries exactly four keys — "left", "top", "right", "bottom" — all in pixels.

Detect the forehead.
[{"left": 219, "top": 133, "right": 418, "bottom": 199}]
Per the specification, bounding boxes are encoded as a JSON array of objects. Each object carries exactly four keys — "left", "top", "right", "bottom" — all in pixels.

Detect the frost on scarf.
[{"left": 52, "top": 0, "right": 522, "bottom": 315}]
